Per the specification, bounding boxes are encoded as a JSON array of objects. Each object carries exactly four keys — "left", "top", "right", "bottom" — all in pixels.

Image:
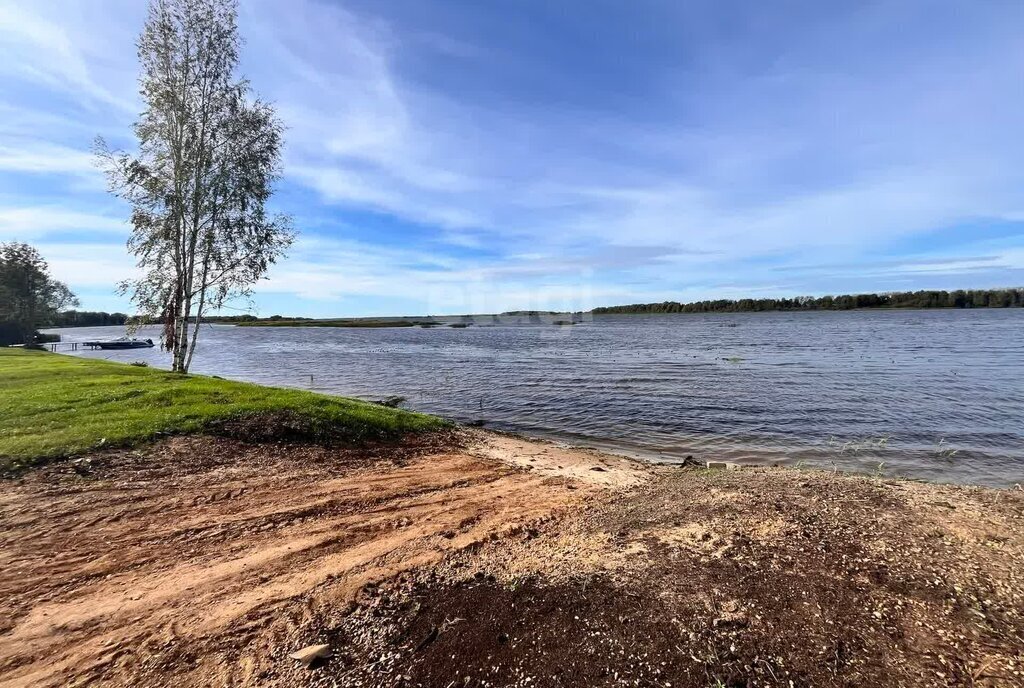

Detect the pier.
[{"left": 44, "top": 342, "right": 102, "bottom": 352}]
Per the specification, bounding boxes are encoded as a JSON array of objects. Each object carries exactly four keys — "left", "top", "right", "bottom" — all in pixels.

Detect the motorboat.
[{"left": 83, "top": 337, "right": 155, "bottom": 350}]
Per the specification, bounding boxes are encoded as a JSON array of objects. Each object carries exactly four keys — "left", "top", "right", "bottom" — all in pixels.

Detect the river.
[{"left": 45, "top": 308, "right": 1024, "bottom": 487}]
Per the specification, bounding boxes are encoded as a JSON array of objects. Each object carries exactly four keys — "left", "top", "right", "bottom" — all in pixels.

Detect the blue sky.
[{"left": 2, "top": 0, "right": 1023, "bottom": 316}]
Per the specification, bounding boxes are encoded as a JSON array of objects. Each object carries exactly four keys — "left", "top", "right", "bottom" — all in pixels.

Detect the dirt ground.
[{"left": 1, "top": 430, "right": 1022, "bottom": 687}]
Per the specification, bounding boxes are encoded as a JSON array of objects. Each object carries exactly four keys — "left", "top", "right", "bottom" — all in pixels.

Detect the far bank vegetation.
[{"left": 592, "top": 288, "right": 1024, "bottom": 314}]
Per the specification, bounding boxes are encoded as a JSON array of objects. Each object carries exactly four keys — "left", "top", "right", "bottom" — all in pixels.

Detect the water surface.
[{"left": 46, "top": 309, "right": 1024, "bottom": 487}]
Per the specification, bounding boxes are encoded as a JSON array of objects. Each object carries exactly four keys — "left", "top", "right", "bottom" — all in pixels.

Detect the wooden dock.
[{"left": 43, "top": 342, "right": 102, "bottom": 352}]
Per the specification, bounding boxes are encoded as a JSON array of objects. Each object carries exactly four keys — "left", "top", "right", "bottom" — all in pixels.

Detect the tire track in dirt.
[{"left": 0, "top": 434, "right": 635, "bottom": 687}]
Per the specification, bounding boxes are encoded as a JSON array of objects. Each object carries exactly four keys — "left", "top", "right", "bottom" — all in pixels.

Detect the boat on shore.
[{"left": 83, "top": 337, "right": 155, "bottom": 350}]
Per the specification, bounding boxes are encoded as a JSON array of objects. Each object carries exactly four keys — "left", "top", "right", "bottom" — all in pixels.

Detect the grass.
[{"left": 0, "top": 349, "right": 448, "bottom": 470}]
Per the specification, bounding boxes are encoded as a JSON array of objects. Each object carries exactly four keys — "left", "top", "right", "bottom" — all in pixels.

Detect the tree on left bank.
[
  {"left": 97, "top": 0, "right": 294, "bottom": 374},
  {"left": 0, "top": 242, "right": 79, "bottom": 347}
]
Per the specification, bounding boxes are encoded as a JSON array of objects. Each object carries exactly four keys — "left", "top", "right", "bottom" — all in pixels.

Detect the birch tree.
[{"left": 97, "top": 0, "right": 293, "bottom": 373}]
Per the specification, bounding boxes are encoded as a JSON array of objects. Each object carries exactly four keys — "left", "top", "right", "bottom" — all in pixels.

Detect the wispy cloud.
[
  {"left": 0, "top": 206, "right": 126, "bottom": 240},
  {"left": 0, "top": 141, "right": 95, "bottom": 175},
  {"left": 0, "top": 0, "right": 138, "bottom": 114},
  {"left": 38, "top": 241, "right": 138, "bottom": 287},
  {"left": 245, "top": 0, "right": 1024, "bottom": 256}
]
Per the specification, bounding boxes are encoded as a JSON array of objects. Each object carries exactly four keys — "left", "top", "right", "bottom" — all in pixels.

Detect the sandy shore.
[{"left": 1, "top": 429, "right": 1021, "bottom": 687}]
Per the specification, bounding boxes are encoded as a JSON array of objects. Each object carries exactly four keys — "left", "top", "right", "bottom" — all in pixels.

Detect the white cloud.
[
  {"left": 0, "top": 206, "right": 126, "bottom": 240},
  {"left": 0, "top": 0, "right": 139, "bottom": 113},
  {"left": 253, "top": 234, "right": 713, "bottom": 313},
  {"left": 288, "top": 165, "right": 483, "bottom": 229},
  {"left": 37, "top": 241, "right": 137, "bottom": 288},
  {"left": 0, "top": 140, "right": 104, "bottom": 193}
]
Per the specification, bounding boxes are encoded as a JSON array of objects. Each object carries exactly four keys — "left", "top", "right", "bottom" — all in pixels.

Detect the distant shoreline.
[
  {"left": 41, "top": 304, "right": 1024, "bottom": 330},
  {"left": 43, "top": 288, "right": 1024, "bottom": 328},
  {"left": 591, "top": 287, "right": 1024, "bottom": 315}
]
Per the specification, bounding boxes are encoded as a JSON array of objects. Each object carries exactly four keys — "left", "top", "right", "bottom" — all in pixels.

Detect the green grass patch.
[{"left": 0, "top": 349, "right": 447, "bottom": 470}]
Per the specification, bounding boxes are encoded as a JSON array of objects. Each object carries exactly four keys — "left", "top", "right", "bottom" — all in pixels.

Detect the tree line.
[
  {"left": 591, "top": 289, "right": 1024, "bottom": 314},
  {"left": 201, "top": 314, "right": 311, "bottom": 323},
  {"left": 37, "top": 312, "right": 272, "bottom": 327},
  {"left": 25, "top": 311, "right": 311, "bottom": 331},
  {"left": 44, "top": 311, "right": 130, "bottom": 327}
]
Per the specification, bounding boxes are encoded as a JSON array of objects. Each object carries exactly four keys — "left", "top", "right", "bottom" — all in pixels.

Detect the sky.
[{"left": 2, "top": 0, "right": 1024, "bottom": 317}]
